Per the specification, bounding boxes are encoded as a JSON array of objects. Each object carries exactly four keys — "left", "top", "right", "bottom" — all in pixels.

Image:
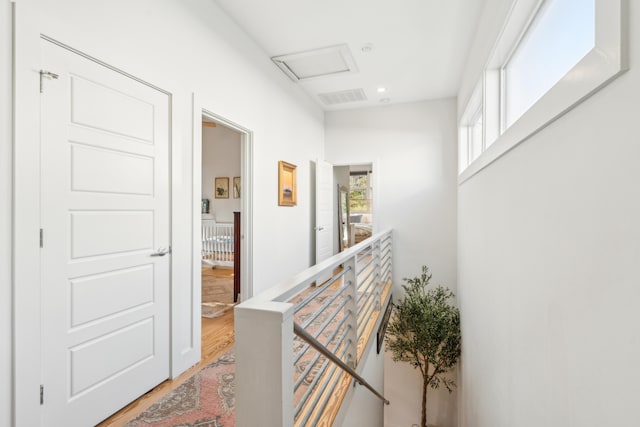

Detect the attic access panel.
[{"left": 271, "top": 44, "right": 358, "bottom": 82}]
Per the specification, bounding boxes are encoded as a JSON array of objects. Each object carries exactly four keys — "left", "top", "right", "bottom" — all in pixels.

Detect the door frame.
[
  {"left": 195, "top": 103, "right": 254, "bottom": 301},
  {"left": 13, "top": 33, "right": 178, "bottom": 426}
]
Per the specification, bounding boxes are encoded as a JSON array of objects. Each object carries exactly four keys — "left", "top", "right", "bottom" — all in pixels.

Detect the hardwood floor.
[
  {"left": 202, "top": 266, "right": 235, "bottom": 304},
  {"left": 97, "top": 310, "right": 235, "bottom": 427}
]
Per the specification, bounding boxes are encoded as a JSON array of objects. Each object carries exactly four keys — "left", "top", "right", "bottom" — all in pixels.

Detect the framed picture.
[
  {"left": 214, "top": 177, "right": 229, "bottom": 199},
  {"left": 278, "top": 161, "right": 297, "bottom": 206},
  {"left": 233, "top": 176, "right": 241, "bottom": 199},
  {"left": 201, "top": 198, "right": 210, "bottom": 214}
]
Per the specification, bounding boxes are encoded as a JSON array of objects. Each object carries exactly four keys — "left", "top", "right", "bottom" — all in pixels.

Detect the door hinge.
[
  {"left": 39, "top": 229, "right": 43, "bottom": 248},
  {"left": 39, "top": 70, "right": 59, "bottom": 93},
  {"left": 40, "top": 385, "right": 44, "bottom": 405}
]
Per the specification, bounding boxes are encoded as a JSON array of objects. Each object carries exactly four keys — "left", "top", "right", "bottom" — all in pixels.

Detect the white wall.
[
  {"left": 1, "top": 2, "right": 13, "bottom": 426},
  {"left": 339, "top": 339, "right": 384, "bottom": 427},
  {"left": 202, "top": 125, "right": 241, "bottom": 223},
  {"left": 457, "top": 2, "right": 640, "bottom": 426},
  {"left": 325, "top": 99, "right": 459, "bottom": 427},
  {"left": 10, "top": 0, "right": 324, "bottom": 424}
]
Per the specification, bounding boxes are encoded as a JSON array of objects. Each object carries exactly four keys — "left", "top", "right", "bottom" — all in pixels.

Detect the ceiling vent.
[
  {"left": 318, "top": 88, "right": 367, "bottom": 106},
  {"left": 272, "top": 44, "right": 358, "bottom": 82}
]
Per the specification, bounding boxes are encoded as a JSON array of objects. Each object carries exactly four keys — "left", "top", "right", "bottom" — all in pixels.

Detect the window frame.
[
  {"left": 458, "top": 80, "right": 484, "bottom": 172},
  {"left": 349, "top": 171, "right": 372, "bottom": 214},
  {"left": 458, "top": 0, "right": 628, "bottom": 182},
  {"left": 468, "top": 104, "right": 484, "bottom": 163}
]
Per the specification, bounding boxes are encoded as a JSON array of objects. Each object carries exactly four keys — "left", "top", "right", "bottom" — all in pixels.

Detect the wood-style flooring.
[
  {"left": 202, "top": 266, "right": 235, "bottom": 304},
  {"left": 97, "top": 310, "right": 235, "bottom": 427}
]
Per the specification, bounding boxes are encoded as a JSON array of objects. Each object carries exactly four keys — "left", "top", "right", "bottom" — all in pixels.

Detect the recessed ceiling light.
[{"left": 377, "top": 87, "right": 386, "bottom": 93}]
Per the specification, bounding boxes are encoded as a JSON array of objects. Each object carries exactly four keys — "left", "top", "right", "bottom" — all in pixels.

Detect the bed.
[
  {"left": 201, "top": 220, "right": 234, "bottom": 267},
  {"left": 353, "top": 223, "right": 372, "bottom": 243},
  {"left": 350, "top": 214, "right": 373, "bottom": 244}
]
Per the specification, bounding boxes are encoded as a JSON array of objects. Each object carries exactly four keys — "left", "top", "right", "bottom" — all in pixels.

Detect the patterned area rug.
[
  {"left": 202, "top": 267, "right": 236, "bottom": 319},
  {"left": 201, "top": 302, "right": 235, "bottom": 319},
  {"left": 124, "top": 351, "right": 235, "bottom": 427},
  {"left": 202, "top": 267, "right": 234, "bottom": 304}
]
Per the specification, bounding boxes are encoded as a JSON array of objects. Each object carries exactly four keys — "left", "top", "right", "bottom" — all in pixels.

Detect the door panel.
[
  {"left": 69, "top": 318, "right": 154, "bottom": 397},
  {"left": 70, "top": 74, "right": 155, "bottom": 142},
  {"left": 69, "top": 210, "right": 154, "bottom": 258},
  {"left": 40, "top": 40, "right": 170, "bottom": 427},
  {"left": 315, "top": 160, "right": 334, "bottom": 273},
  {"left": 70, "top": 143, "right": 154, "bottom": 195},
  {"left": 70, "top": 265, "right": 154, "bottom": 326}
]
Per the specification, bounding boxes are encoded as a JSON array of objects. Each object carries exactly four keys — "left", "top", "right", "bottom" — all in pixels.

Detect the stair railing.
[
  {"left": 293, "top": 322, "right": 389, "bottom": 405},
  {"left": 235, "top": 229, "right": 393, "bottom": 427}
]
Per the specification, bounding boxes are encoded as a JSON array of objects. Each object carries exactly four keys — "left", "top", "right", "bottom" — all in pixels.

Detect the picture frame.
[
  {"left": 214, "top": 177, "right": 229, "bottom": 199},
  {"left": 201, "top": 198, "right": 210, "bottom": 214},
  {"left": 233, "top": 176, "right": 241, "bottom": 199},
  {"left": 278, "top": 161, "right": 297, "bottom": 206}
]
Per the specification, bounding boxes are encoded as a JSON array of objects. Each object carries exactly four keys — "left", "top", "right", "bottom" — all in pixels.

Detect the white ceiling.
[{"left": 215, "top": 0, "right": 486, "bottom": 111}]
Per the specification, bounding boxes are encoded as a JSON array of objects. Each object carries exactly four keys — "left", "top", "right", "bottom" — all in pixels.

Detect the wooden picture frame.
[
  {"left": 278, "top": 161, "right": 297, "bottom": 206},
  {"left": 214, "top": 177, "right": 229, "bottom": 199},
  {"left": 233, "top": 176, "right": 241, "bottom": 199}
]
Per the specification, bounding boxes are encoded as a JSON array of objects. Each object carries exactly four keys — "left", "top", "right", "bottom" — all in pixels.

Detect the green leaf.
[{"left": 385, "top": 266, "right": 461, "bottom": 392}]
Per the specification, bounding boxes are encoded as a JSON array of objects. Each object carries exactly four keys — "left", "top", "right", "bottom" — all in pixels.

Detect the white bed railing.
[
  {"left": 235, "top": 230, "right": 393, "bottom": 427},
  {"left": 201, "top": 221, "right": 234, "bottom": 267}
]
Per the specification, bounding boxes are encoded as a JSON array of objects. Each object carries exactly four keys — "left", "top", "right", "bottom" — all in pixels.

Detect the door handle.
[
  {"left": 151, "top": 247, "right": 171, "bottom": 257},
  {"left": 316, "top": 226, "right": 324, "bottom": 231}
]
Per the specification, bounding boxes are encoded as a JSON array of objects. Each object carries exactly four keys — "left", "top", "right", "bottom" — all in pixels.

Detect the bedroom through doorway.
[
  {"left": 334, "top": 164, "right": 374, "bottom": 253},
  {"left": 200, "top": 117, "right": 241, "bottom": 323}
]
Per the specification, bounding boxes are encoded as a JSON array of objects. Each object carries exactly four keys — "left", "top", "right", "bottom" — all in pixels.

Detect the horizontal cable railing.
[
  {"left": 235, "top": 230, "right": 393, "bottom": 427},
  {"left": 293, "top": 323, "right": 389, "bottom": 404}
]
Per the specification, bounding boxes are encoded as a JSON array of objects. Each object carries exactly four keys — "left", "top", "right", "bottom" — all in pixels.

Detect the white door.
[
  {"left": 315, "top": 160, "right": 334, "bottom": 274},
  {"left": 40, "top": 41, "right": 170, "bottom": 427}
]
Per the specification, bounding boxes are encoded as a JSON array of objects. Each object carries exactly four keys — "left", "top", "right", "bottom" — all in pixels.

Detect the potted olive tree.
[{"left": 385, "top": 266, "right": 461, "bottom": 427}]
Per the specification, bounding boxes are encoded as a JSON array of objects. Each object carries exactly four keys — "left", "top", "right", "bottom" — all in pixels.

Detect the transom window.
[
  {"left": 458, "top": 0, "right": 626, "bottom": 179},
  {"left": 503, "top": 0, "right": 595, "bottom": 129},
  {"left": 469, "top": 106, "right": 484, "bottom": 163}
]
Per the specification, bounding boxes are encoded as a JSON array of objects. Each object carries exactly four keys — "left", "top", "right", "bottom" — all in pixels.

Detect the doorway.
[
  {"left": 200, "top": 117, "right": 241, "bottom": 320},
  {"left": 334, "top": 164, "right": 374, "bottom": 252},
  {"left": 198, "top": 109, "right": 253, "bottom": 360}
]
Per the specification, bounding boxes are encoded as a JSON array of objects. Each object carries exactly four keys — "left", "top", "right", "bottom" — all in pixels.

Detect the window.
[
  {"left": 349, "top": 172, "right": 371, "bottom": 214},
  {"left": 459, "top": 80, "right": 483, "bottom": 171},
  {"left": 458, "top": 0, "right": 627, "bottom": 179},
  {"left": 469, "top": 107, "right": 484, "bottom": 162},
  {"left": 503, "top": 0, "right": 595, "bottom": 129}
]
